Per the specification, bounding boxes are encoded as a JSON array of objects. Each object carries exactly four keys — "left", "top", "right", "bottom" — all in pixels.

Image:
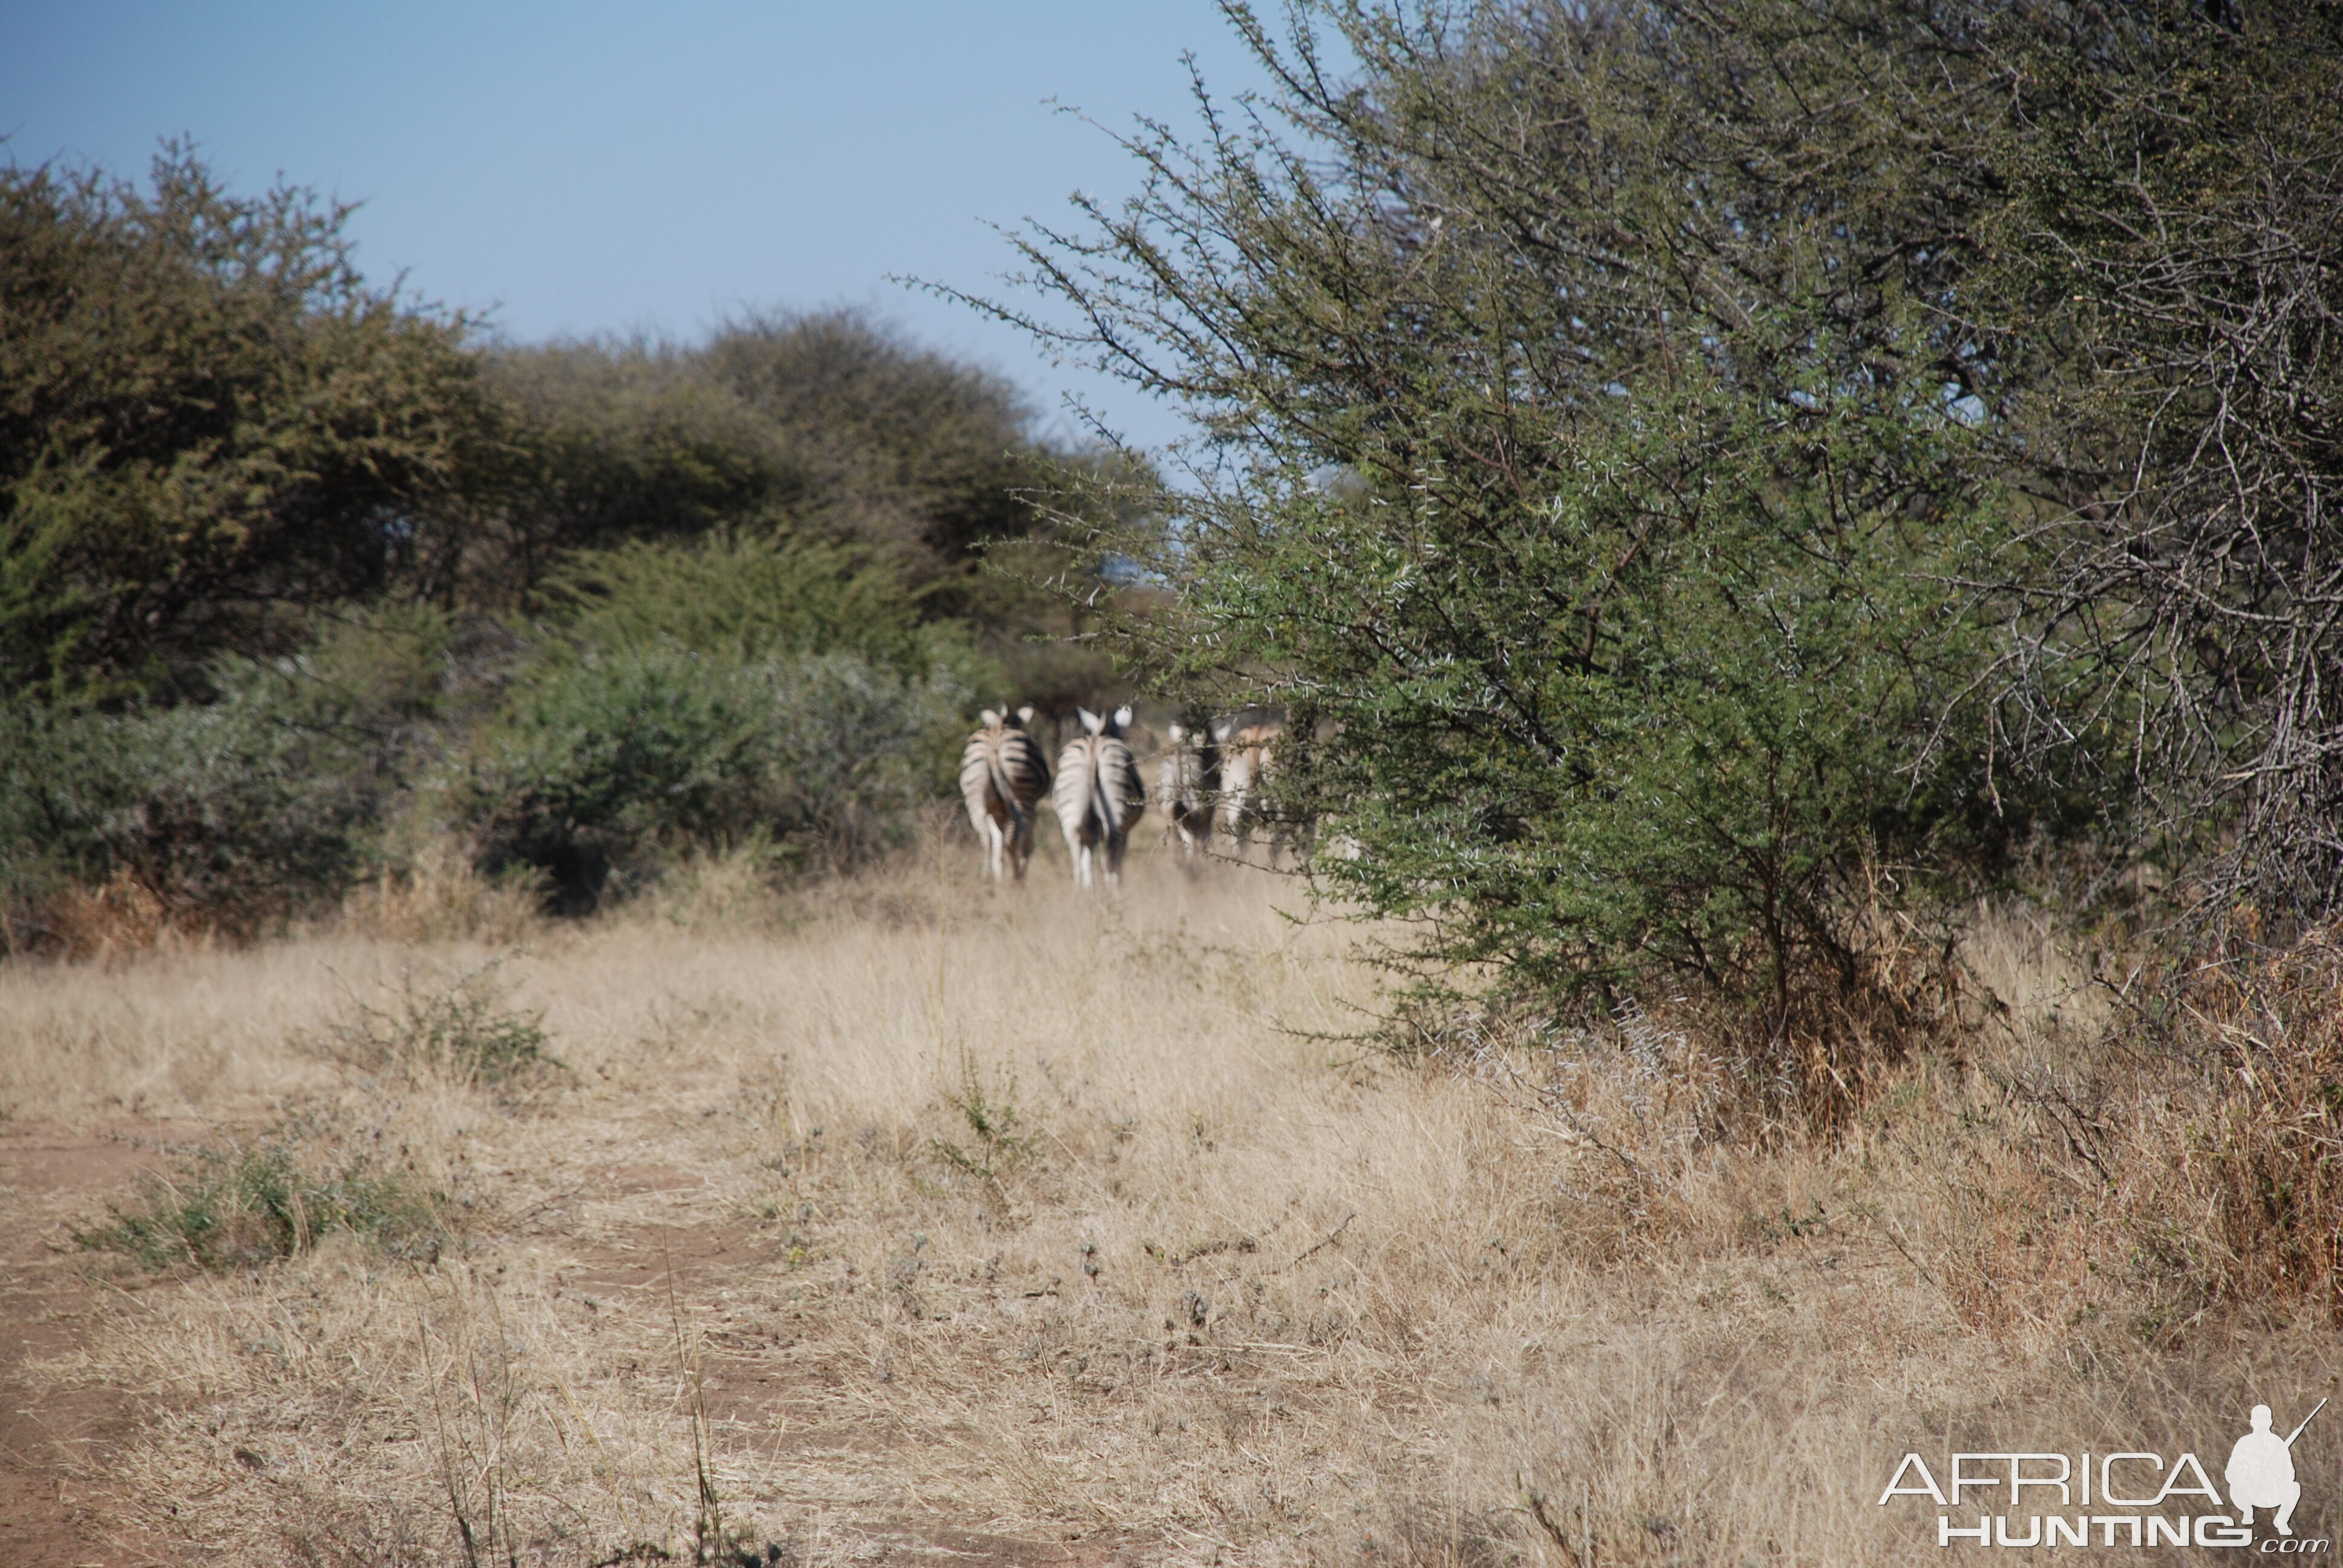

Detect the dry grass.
[
  {"left": 8, "top": 840, "right": 2342, "bottom": 1566},
  {"left": 342, "top": 838, "right": 549, "bottom": 947}
]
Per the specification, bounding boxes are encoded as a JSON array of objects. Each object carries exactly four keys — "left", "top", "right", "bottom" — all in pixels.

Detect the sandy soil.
[{"left": 2, "top": 1121, "right": 180, "bottom": 1567}]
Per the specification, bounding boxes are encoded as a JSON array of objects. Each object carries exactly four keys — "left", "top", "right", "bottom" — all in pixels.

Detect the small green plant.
[
  {"left": 320, "top": 958, "right": 562, "bottom": 1090},
  {"left": 79, "top": 1116, "right": 444, "bottom": 1271},
  {"left": 928, "top": 1054, "right": 1038, "bottom": 1181}
]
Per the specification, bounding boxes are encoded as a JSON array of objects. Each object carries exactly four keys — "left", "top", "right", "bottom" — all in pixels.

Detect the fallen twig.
[{"left": 1277, "top": 1212, "right": 1355, "bottom": 1272}]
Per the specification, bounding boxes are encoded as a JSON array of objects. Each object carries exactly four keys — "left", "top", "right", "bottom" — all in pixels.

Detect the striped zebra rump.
[
  {"left": 1211, "top": 706, "right": 1291, "bottom": 861},
  {"left": 1055, "top": 706, "right": 1146, "bottom": 887},
  {"left": 961, "top": 708, "right": 1052, "bottom": 880},
  {"left": 1157, "top": 722, "right": 1217, "bottom": 854}
]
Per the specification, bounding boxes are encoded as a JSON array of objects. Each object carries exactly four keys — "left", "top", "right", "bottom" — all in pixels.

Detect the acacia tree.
[
  {"left": 971, "top": 0, "right": 2076, "bottom": 1118},
  {"left": 978, "top": 0, "right": 2343, "bottom": 1103},
  {"left": 0, "top": 146, "right": 501, "bottom": 701},
  {"left": 1967, "top": 5, "right": 2343, "bottom": 930}
]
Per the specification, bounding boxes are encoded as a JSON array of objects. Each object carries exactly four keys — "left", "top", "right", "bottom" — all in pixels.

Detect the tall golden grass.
[{"left": 7, "top": 837, "right": 2341, "bottom": 1564}]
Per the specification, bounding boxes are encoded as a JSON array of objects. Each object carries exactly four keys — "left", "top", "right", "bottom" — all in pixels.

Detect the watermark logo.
[
  {"left": 2231, "top": 1401, "right": 2322, "bottom": 1537},
  {"left": 1879, "top": 1400, "right": 2330, "bottom": 1550}
]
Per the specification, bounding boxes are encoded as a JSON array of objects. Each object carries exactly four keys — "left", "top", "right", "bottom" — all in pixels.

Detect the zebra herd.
[{"left": 958, "top": 704, "right": 1291, "bottom": 886}]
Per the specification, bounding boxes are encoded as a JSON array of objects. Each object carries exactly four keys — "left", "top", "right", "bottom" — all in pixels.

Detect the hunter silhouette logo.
[
  {"left": 2231, "top": 1400, "right": 2325, "bottom": 1537},
  {"left": 1878, "top": 1397, "right": 2333, "bottom": 1549}
]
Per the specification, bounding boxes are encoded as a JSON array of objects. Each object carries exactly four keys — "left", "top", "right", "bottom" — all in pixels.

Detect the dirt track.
[
  {"left": 2, "top": 1122, "right": 172, "bottom": 1567},
  {"left": 0, "top": 1117, "right": 1152, "bottom": 1568}
]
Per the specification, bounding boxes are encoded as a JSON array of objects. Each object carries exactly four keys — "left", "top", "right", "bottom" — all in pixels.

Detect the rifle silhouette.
[{"left": 2286, "top": 1399, "right": 2328, "bottom": 1447}]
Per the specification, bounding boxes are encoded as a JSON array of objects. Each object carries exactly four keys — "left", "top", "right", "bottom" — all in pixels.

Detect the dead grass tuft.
[
  {"left": 312, "top": 955, "right": 566, "bottom": 1097},
  {"left": 344, "top": 838, "right": 548, "bottom": 946},
  {"left": 2126, "top": 926, "right": 2343, "bottom": 1318},
  {"left": 632, "top": 841, "right": 794, "bottom": 933},
  {"left": 46, "top": 866, "right": 178, "bottom": 959}
]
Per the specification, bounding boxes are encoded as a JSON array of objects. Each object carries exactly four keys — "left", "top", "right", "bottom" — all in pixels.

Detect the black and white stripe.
[
  {"left": 1054, "top": 705, "right": 1147, "bottom": 887},
  {"left": 960, "top": 705, "right": 1052, "bottom": 881}
]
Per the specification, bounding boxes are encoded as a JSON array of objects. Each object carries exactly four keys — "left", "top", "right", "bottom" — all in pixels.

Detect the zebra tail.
[
  {"left": 1091, "top": 745, "right": 1125, "bottom": 841},
  {"left": 1058, "top": 740, "right": 1099, "bottom": 841},
  {"left": 985, "top": 740, "right": 1021, "bottom": 827}
]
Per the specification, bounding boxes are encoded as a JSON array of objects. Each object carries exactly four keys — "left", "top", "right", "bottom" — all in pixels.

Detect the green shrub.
[
  {"left": 531, "top": 533, "right": 936, "bottom": 676},
  {"left": 0, "top": 658, "right": 387, "bottom": 941},
  {"left": 467, "top": 647, "right": 964, "bottom": 909},
  {"left": 929, "top": 1054, "right": 1040, "bottom": 1182},
  {"left": 80, "top": 1117, "right": 444, "bottom": 1272},
  {"left": 0, "top": 603, "right": 486, "bottom": 947}
]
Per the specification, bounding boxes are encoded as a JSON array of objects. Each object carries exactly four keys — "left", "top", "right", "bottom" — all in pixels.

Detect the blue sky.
[{"left": 1, "top": 2, "right": 1289, "bottom": 452}]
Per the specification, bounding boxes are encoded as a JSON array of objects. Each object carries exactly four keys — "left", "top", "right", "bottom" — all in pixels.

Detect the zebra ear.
[
  {"left": 1078, "top": 706, "right": 1103, "bottom": 734},
  {"left": 1113, "top": 706, "right": 1133, "bottom": 733},
  {"left": 1210, "top": 719, "right": 1232, "bottom": 743},
  {"left": 980, "top": 708, "right": 1002, "bottom": 727},
  {"left": 1016, "top": 705, "right": 1036, "bottom": 725},
  {"left": 1167, "top": 722, "right": 1183, "bottom": 742}
]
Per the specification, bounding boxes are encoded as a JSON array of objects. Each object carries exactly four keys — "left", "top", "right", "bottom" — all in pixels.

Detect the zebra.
[
  {"left": 1211, "top": 707, "right": 1293, "bottom": 864},
  {"left": 1054, "top": 705, "right": 1147, "bottom": 887},
  {"left": 1155, "top": 720, "right": 1218, "bottom": 857},
  {"left": 960, "top": 705, "right": 1052, "bottom": 881}
]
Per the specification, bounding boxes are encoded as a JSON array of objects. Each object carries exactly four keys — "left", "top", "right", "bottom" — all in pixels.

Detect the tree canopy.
[
  {"left": 0, "top": 146, "right": 499, "bottom": 701},
  {"left": 471, "top": 311, "right": 1060, "bottom": 617},
  {"left": 982, "top": 0, "right": 2343, "bottom": 1105},
  {"left": 0, "top": 143, "right": 1137, "bottom": 937}
]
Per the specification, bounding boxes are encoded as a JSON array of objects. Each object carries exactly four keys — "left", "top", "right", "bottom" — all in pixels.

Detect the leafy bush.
[
  {"left": 468, "top": 647, "right": 965, "bottom": 909},
  {"left": 1277, "top": 390, "right": 2010, "bottom": 1109},
  {"left": 0, "top": 606, "right": 459, "bottom": 946},
  {"left": 531, "top": 533, "right": 936, "bottom": 676},
  {"left": 1, "top": 671, "right": 368, "bottom": 944},
  {"left": 0, "top": 539, "right": 981, "bottom": 935},
  {"left": 454, "top": 519, "right": 996, "bottom": 912},
  {"left": 80, "top": 1117, "right": 444, "bottom": 1271}
]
